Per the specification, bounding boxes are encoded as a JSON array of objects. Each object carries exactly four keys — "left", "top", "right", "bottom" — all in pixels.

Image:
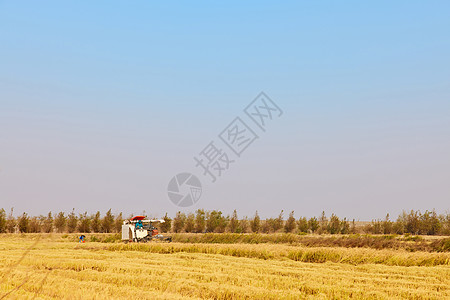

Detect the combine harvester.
[{"left": 121, "top": 216, "right": 172, "bottom": 243}]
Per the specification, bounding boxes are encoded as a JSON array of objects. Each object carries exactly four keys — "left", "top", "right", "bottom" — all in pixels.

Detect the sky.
[{"left": 1, "top": 1, "right": 449, "bottom": 220}]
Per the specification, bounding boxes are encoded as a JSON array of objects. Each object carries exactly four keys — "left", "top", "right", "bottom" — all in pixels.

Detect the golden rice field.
[{"left": 0, "top": 234, "right": 449, "bottom": 299}]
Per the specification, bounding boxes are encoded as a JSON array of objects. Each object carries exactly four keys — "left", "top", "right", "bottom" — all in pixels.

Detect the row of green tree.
[
  {"left": 163, "top": 209, "right": 450, "bottom": 235},
  {"left": 0, "top": 208, "right": 449, "bottom": 235},
  {"left": 0, "top": 209, "right": 122, "bottom": 234},
  {"left": 364, "top": 210, "right": 447, "bottom": 235}
]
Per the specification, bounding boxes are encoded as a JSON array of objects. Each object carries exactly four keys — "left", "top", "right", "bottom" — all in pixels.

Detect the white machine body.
[{"left": 121, "top": 218, "right": 166, "bottom": 242}]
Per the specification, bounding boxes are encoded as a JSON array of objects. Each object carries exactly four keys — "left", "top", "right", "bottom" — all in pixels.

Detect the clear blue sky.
[{"left": 1, "top": 1, "right": 449, "bottom": 219}]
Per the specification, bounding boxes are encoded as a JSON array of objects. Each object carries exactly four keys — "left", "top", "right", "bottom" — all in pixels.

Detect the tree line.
[
  {"left": 0, "top": 208, "right": 122, "bottom": 234},
  {"left": 0, "top": 208, "right": 449, "bottom": 235},
  {"left": 165, "top": 209, "right": 450, "bottom": 235}
]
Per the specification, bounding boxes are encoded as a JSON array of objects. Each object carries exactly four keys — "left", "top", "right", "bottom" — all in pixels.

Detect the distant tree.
[
  {"left": 67, "top": 209, "right": 78, "bottom": 233},
  {"left": 216, "top": 213, "right": 228, "bottom": 233},
  {"left": 250, "top": 211, "right": 261, "bottom": 233},
  {"left": 160, "top": 213, "right": 172, "bottom": 233},
  {"left": 340, "top": 217, "right": 350, "bottom": 234},
  {"left": 420, "top": 210, "right": 441, "bottom": 235},
  {"left": 261, "top": 219, "right": 272, "bottom": 233},
  {"left": 228, "top": 210, "right": 239, "bottom": 233},
  {"left": 206, "top": 210, "right": 227, "bottom": 233},
  {"left": 18, "top": 213, "right": 30, "bottom": 233},
  {"left": 350, "top": 219, "right": 357, "bottom": 234},
  {"left": 114, "top": 212, "right": 123, "bottom": 233},
  {"left": 54, "top": 212, "right": 66, "bottom": 233},
  {"left": 442, "top": 213, "right": 450, "bottom": 235},
  {"left": 328, "top": 214, "right": 341, "bottom": 234},
  {"left": 91, "top": 211, "right": 101, "bottom": 233},
  {"left": 392, "top": 216, "right": 403, "bottom": 234},
  {"left": 29, "top": 216, "right": 40, "bottom": 233},
  {"left": 42, "top": 212, "right": 53, "bottom": 233},
  {"left": 368, "top": 219, "right": 382, "bottom": 234},
  {"left": 431, "top": 211, "right": 442, "bottom": 235},
  {"left": 297, "top": 217, "right": 308, "bottom": 233},
  {"left": 284, "top": 211, "right": 296, "bottom": 233},
  {"left": 37, "top": 215, "right": 45, "bottom": 232},
  {"left": 318, "top": 211, "right": 328, "bottom": 234},
  {"left": 102, "top": 209, "right": 114, "bottom": 233},
  {"left": 184, "top": 213, "right": 195, "bottom": 233},
  {"left": 272, "top": 210, "right": 284, "bottom": 232},
  {"left": 6, "top": 208, "right": 16, "bottom": 233},
  {"left": 393, "top": 212, "right": 406, "bottom": 234},
  {"left": 78, "top": 212, "right": 91, "bottom": 233},
  {"left": 173, "top": 211, "right": 186, "bottom": 233},
  {"left": 194, "top": 209, "right": 206, "bottom": 233},
  {"left": 238, "top": 217, "right": 249, "bottom": 233},
  {"left": 405, "top": 210, "right": 420, "bottom": 235},
  {"left": 382, "top": 214, "right": 393, "bottom": 234},
  {"left": 0, "top": 208, "right": 6, "bottom": 233},
  {"left": 308, "top": 217, "right": 319, "bottom": 233}
]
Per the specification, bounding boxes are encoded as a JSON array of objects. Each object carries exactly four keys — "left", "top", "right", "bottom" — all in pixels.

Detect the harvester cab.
[{"left": 121, "top": 216, "right": 172, "bottom": 243}]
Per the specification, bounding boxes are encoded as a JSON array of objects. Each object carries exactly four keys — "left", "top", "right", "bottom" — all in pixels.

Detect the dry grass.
[
  {"left": 106, "top": 243, "right": 450, "bottom": 266},
  {"left": 0, "top": 234, "right": 449, "bottom": 299},
  {"left": 171, "top": 233, "right": 450, "bottom": 252}
]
